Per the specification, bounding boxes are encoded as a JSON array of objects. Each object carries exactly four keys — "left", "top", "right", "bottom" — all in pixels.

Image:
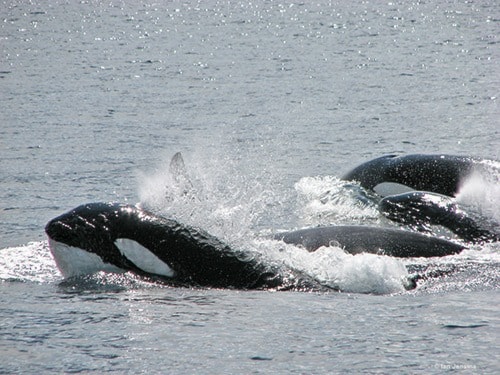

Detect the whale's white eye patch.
[{"left": 114, "top": 238, "right": 175, "bottom": 278}]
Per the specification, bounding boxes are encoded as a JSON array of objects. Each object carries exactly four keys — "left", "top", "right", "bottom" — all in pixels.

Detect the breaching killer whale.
[
  {"left": 342, "top": 154, "right": 487, "bottom": 197},
  {"left": 45, "top": 202, "right": 325, "bottom": 291},
  {"left": 379, "top": 191, "right": 500, "bottom": 244},
  {"left": 45, "top": 202, "right": 465, "bottom": 290}
]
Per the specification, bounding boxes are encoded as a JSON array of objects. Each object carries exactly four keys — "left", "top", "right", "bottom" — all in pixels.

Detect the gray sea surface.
[{"left": 1, "top": 1, "right": 499, "bottom": 374}]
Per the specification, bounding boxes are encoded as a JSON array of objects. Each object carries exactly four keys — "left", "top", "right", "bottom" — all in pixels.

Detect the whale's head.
[
  {"left": 343, "top": 154, "right": 480, "bottom": 197},
  {"left": 46, "top": 202, "right": 123, "bottom": 249},
  {"left": 45, "top": 203, "right": 177, "bottom": 279}
]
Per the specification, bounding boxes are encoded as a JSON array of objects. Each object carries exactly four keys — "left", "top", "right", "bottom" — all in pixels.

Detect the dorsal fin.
[
  {"left": 168, "top": 152, "right": 195, "bottom": 199},
  {"left": 169, "top": 152, "right": 188, "bottom": 182}
]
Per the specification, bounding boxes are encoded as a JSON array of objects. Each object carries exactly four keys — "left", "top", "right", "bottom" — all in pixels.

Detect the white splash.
[
  {"left": 294, "top": 175, "right": 379, "bottom": 226},
  {"left": 137, "top": 152, "right": 282, "bottom": 243},
  {"left": 257, "top": 239, "right": 410, "bottom": 294},
  {"left": 456, "top": 170, "right": 500, "bottom": 222}
]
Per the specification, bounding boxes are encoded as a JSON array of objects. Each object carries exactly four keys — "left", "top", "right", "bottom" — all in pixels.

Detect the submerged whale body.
[
  {"left": 379, "top": 191, "right": 500, "bottom": 244},
  {"left": 45, "top": 202, "right": 324, "bottom": 291},
  {"left": 342, "top": 154, "right": 484, "bottom": 197},
  {"left": 274, "top": 225, "right": 464, "bottom": 257}
]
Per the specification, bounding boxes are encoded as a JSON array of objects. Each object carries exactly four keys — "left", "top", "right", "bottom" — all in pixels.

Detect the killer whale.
[
  {"left": 45, "top": 202, "right": 325, "bottom": 291},
  {"left": 379, "top": 191, "right": 500, "bottom": 244},
  {"left": 274, "top": 225, "right": 464, "bottom": 257},
  {"left": 342, "top": 154, "right": 487, "bottom": 197}
]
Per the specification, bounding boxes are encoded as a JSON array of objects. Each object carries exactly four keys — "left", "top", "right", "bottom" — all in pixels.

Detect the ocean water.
[{"left": 1, "top": 1, "right": 499, "bottom": 374}]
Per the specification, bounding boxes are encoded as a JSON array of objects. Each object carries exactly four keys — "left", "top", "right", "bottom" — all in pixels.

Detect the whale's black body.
[
  {"left": 379, "top": 191, "right": 500, "bottom": 244},
  {"left": 342, "top": 154, "right": 482, "bottom": 197},
  {"left": 45, "top": 202, "right": 324, "bottom": 291},
  {"left": 274, "top": 225, "right": 464, "bottom": 257}
]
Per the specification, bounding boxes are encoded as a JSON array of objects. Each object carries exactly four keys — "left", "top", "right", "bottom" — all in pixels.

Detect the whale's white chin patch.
[
  {"left": 48, "top": 238, "right": 123, "bottom": 278},
  {"left": 114, "top": 238, "right": 176, "bottom": 278}
]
